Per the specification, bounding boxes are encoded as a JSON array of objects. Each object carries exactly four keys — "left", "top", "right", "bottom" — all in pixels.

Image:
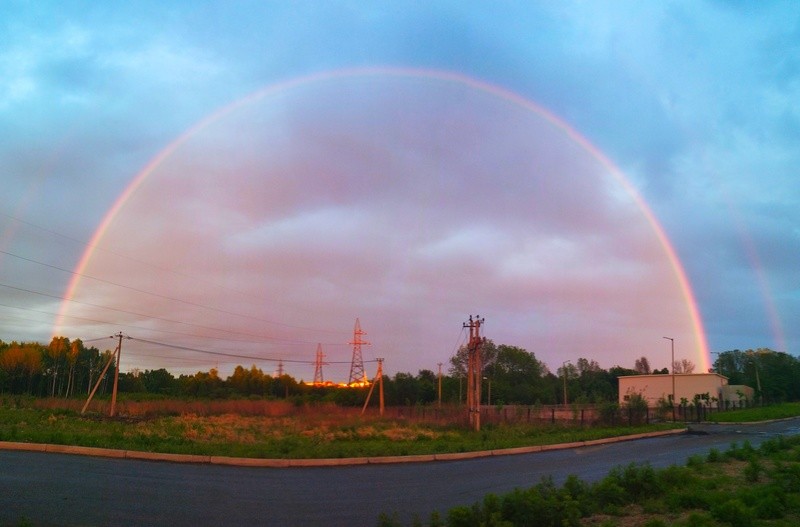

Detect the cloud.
[{"left": 2, "top": 1, "right": 798, "bottom": 377}]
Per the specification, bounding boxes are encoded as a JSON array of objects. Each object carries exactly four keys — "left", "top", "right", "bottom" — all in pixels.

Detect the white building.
[{"left": 618, "top": 373, "right": 730, "bottom": 406}]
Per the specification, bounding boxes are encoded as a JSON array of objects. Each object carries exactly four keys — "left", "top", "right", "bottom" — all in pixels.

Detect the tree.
[
  {"left": 488, "top": 345, "right": 545, "bottom": 405},
  {"left": 140, "top": 368, "right": 178, "bottom": 395},
  {"left": 46, "top": 336, "right": 70, "bottom": 397},
  {"left": 576, "top": 358, "right": 601, "bottom": 375},
  {"left": 416, "top": 369, "right": 437, "bottom": 404},
  {"left": 0, "top": 341, "right": 43, "bottom": 394},
  {"left": 673, "top": 359, "right": 695, "bottom": 374},
  {"left": 64, "top": 339, "right": 83, "bottom": 398},
  {"left": 634, "top": 356, "right": 651, "bottom": 375},
  {"left": 448, "top": 339, "right": 498, "bottom": 377}
]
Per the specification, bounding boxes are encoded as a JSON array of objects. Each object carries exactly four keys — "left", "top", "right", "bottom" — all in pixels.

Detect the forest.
[{"left": 0, "top": 336, "right": 796, "bottom": 407}]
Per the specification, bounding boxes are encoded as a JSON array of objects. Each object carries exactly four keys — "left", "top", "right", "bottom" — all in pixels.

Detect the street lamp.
[
  {"left": 664, "top": 337, "right": 675, "bottom": 420},
  {"left": 562, "top": 360, "right": 571, "bottom": 408}
]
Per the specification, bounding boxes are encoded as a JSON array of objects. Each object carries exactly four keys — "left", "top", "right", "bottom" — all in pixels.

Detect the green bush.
[
  {"left": 678, "top": 512, "right": 716, "bottom": 527},
  {"left": 743, "top": 458, "right": 761, "bottom": 482},
  {"left": 667, "top": 490, "right": 711, "bottom": 512},
  {"left": 752, "top": 491, "right": 784, "bottom": 519},
  {"left": 710, "top": 499, "right": 755, "bottom": 527},
  {"left": 623, "top": 393, "right": 649, "bottom": 425},
  {"left": 597, "top": 401, "right": 620, "bottom": 425}
]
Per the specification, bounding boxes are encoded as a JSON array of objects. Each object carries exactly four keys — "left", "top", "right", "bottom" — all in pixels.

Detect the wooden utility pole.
[
  {"left": 437, "top": 362, "right": 443, "bottom": 409},
  {"left": 109, "top": 332, "right": 125, "bottom": 417},
  {"left": 463, "top": 315, "right": 485, "bottom": 431},
  {"left": 82, "top": 333, "right": 127, "bottom": 416},
  {"left": 361, "top": 358, "right": 384, "bottom": 416}
]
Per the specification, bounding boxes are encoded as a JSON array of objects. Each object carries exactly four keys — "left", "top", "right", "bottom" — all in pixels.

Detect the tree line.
[{"left": 1, "top": 337, "right": 795, "bottom": 406}]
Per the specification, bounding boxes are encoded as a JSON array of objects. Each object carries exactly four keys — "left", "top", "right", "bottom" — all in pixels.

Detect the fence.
[{"left": 368, "top": 399, "right": 760, "bottom": 427}]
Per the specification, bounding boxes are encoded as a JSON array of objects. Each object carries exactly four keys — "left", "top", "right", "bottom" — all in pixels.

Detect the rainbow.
[{"left": 54, "top": 66, "right": 711, "bottom": 370}]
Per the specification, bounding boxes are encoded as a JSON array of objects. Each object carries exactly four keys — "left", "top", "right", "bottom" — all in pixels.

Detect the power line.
[
  {"left": 128, "top": 336, "right": 371, "bottom": 365},
  {"left": 0, "top": 300, "right": 349, "bottom": 349},
  {"left": 0, "top": 282, "right": 346, "bottom": 346},
  {"left": 0, "top": 212, "right": 345, "bottom": 335},
  {"left": 0, "top": 247, "right": 345, "bottom": 336}
]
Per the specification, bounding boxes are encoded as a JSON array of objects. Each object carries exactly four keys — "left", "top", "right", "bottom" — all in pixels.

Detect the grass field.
[
  {"left": 707, "top": 402, "right": 800, "bottom": 423},
  {"left": 0, "top": 396, "right": 682, "bottom": 459}
]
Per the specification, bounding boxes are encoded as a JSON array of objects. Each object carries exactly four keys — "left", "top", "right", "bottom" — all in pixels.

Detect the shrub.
[
  {"left": 667, "top": 490, "right": 711, "bottom": 512},
  {"left": 623, "top": 393, "right": 649, "bottom": 425},
  {"left": 680, "top": 512, "right": 716, "bottom": 527},
  {"left": 686, "top": 455, "right": 704, "bottom": 469},
  {"left": 710, "top": 499, "right": 755, "bottom": 527},
  {"left": 743, "top": 458, "right": 761, "bottom": 482},
  {"left": 597, "top": 401, "right": 620, "bottom": 425},
  {"left": 592, "top": 477, "right": 627, "bottom": 511},
  {"left": 753, "top": 492, "right": 784, "bottom": 519}
]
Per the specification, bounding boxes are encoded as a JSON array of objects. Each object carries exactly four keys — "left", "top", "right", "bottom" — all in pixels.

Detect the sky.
[{"left": 1, "top": 1, "right": 798, "bottom": 381}]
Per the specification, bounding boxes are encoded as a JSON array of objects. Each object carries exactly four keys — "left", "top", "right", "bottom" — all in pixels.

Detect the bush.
[
  {"left": 752, "top": 491, "right": 784, "bottom": 519},
  {"left": 743, "top": 458, "right": 761, "bottom": 482},
  {"left": 679, "top": 512, "right": 716, "bottom": 527},
  {"left": 623, "top": 393, "right": 649, "bottom": 425},
  {"left": 710, "top": 499, "right": 755, "bottom": 527},
  {"left": 597, "top": 401, "right": 620, "bottom": 426}
]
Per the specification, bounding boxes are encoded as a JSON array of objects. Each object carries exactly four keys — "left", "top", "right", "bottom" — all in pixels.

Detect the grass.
[
  {"left": 707, "top": 402, "right": 800, "bottom": 423},
  {"left": 0, "top": 397, "right": 682, "bottom": 459},
  {"left": 379, "top": 434, "right": 800, "bottom": 526}
]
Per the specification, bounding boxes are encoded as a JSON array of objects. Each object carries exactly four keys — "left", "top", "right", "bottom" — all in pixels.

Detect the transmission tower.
[
  {"left": 348, "top": 318, "right": 370, "bottom": 385},
  {"left": 313, "top": 343, "right": 326, "bottom": 384}
]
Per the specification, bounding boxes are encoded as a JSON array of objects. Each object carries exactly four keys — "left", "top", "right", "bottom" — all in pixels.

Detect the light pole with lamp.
[{"left": 663, "top": 337, "right": 675, "bottom": 420}]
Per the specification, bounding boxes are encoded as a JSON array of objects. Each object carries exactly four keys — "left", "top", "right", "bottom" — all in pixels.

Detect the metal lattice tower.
[
  {"left": 313, "top": 343, "right": 326, "bottom": 384},
  {"left": 348, "top": 318, "right": 370, "bottom": 385}
]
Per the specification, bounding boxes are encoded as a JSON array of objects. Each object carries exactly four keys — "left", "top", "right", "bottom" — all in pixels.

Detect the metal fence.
[{"left": 370, "top": 399, "right": 759, "bottom": 427}]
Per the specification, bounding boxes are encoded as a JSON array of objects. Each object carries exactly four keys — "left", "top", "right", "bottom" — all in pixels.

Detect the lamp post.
[
  {"left": 562, "top": 360, "right": 571, "bottom": 408},
  {"left": 664, "top": 337, "right": 675, "bottom": 420}
]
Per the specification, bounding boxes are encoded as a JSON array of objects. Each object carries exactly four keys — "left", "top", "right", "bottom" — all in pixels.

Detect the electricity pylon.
[
  {"left": 313, "top": 343, "right": 326, "bottom": 384},
  {"left": 348, "top": 318, "right": 370, "bottom": 385}
]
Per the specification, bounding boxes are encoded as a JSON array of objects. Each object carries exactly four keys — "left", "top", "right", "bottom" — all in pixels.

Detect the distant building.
[{"left": 618, "top": 373, "right": 731, "bottom": 406}]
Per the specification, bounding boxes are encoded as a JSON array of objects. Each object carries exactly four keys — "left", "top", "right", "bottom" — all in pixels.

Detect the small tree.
[{"left": 623, "top": 393, "right": 648, "bottom": 425}]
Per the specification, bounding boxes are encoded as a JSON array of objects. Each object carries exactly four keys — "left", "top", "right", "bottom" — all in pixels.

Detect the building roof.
[{"left": 618, "top": 372, "right": 728, "bottom": 381}]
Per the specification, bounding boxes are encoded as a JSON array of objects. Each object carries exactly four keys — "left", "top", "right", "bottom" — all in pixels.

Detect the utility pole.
[
  {"left": 348, "top": 318, "right": 370, "bottom": 385},
  {"left": 437, "top": 362, "right": 443, "bottom": 409},
  {"left": 109, "top": 332, "right": 126, "bottom": 417},
  {"left": 361, "top": 358, "right": 384, "bottom": 416},
  {"left": 463, "top": 315, "right": 485, "bottom": 432}
]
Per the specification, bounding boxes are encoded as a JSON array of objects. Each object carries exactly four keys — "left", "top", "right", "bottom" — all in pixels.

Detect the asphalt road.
[{"left": 3, "top": 419, "right": 800, "bottom": 527}]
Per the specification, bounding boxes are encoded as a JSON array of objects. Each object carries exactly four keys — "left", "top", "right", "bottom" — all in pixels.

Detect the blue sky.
[{"left": 1, "top": 1, "right": 798, "bottom": 379}]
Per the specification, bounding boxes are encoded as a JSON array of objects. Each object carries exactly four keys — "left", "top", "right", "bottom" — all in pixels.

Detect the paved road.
[{"left": 3, "top": 419, "right": 800, "bottom": 526}]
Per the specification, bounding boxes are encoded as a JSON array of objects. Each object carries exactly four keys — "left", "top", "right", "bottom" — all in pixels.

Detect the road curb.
[{"left": 0, "top": 428, "right": 687, "bottom": 467}]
